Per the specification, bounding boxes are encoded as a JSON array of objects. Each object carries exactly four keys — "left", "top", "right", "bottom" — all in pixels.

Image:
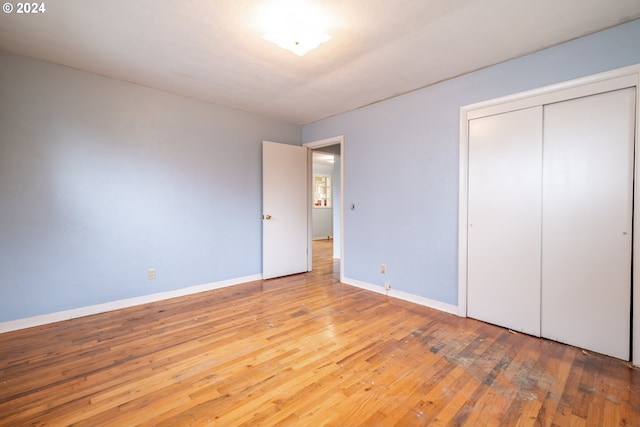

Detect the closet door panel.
[
  {"left": 541, "top": 88, "right": 635, "bottom": 360},
  {"left": 467, "top": 107, "right": 543, "bottom": 336}
]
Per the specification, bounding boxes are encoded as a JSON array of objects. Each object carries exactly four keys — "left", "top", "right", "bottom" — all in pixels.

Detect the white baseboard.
[
  {"left": 0, "top": 274, "right": 262, "bottom": 334},
  {"left": 342, "top": 277, "right": 458, "bottom": 315},
  {"left": 2, "top": 274, "right": 458, "bottom": 334}
]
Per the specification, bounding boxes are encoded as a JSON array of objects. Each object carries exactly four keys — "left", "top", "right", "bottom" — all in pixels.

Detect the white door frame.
[
  {"left": 304, "top": 135, "right": 345, "bottom": 282},
  {"left": 458, "top": 64, "right": 640, "bottom": 363}
]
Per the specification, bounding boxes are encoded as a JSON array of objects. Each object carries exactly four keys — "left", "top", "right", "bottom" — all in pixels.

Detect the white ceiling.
[{"left": 1, "top": 0, "right": 640, "bottom": 125}]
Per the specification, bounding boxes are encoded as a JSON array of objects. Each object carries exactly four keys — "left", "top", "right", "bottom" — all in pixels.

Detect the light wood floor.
[{"left": 1, "top": 240, "right": 639, "bottom": 426}]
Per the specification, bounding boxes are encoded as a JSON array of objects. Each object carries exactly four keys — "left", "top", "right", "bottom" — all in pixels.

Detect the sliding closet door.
[
  {"left": 467, "top": 106, "right": 543, "bottom": 336},
  {"left": 541, "top": 88, "right": 636, "bottom": 360}
]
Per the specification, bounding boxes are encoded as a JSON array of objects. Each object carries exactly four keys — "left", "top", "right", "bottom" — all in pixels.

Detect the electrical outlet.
[
  {"left": 147, "top": 268, "right": 156, "bottom": 280},
  {"left": 384, "top": 283, "right": 391, "bottom": 291},
  {"left": 381, "top": 264, "right": 387, "bottom": 274}
]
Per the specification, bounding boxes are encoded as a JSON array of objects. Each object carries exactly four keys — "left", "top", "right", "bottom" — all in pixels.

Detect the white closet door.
[
  {"left": 541, "top": 88, "right": 635, "bottom": 360},
  {"left": 467, "top": 106, "right": 543, "bottom": 336}
]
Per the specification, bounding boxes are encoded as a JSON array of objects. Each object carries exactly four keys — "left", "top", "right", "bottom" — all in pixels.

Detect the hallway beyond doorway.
[{"left": 312, "top": 238, "right": 339, "bottom": 280}]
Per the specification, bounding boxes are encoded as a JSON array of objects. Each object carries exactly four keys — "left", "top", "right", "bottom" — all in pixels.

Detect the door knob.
[{"left": 263, "top": 214, "right": 272, "bottom": 220}]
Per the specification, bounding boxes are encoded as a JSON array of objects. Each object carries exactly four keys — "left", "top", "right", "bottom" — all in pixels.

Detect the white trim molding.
[
  {"left": 0, "top": 274, "right": 262, "bottom": 334},
  {"left": 343, "top": 277, "right": 458, "bottom": 315}
]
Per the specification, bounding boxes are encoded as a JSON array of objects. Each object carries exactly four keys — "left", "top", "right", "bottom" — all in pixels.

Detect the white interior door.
[
  {"left": 467, "top": 106, "right": 543, "bottom": 336},
  {"left": 262, "top": 141, "right": 309, "bottom": 279},
  {"left": 541, "top": 88, "right": 636, "bottom": 360}
]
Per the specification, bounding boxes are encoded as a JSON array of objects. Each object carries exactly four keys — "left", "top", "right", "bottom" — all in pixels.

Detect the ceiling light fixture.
[{"left": 261, "top": 1, "right": 332, "bottom": 56}]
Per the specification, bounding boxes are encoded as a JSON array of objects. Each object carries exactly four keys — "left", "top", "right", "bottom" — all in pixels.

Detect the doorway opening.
[
  {"left": 304, "top": 136, "right": 344, "bottom": 282},
  {"left": 311, "top": 239, "right": 339, "bottom": 279}
]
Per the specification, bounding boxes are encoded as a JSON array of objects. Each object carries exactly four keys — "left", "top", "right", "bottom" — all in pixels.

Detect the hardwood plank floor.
[{"left": 1, "top": 239, "right": 639, "bottom": 426}]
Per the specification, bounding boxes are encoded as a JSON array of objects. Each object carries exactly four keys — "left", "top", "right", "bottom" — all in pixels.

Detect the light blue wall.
[
  {"left": 303, "top": 19, "right": 640, "bottom": 305},
  {"left": 0, "top": 52, "right": 301, "bottom": 322}
]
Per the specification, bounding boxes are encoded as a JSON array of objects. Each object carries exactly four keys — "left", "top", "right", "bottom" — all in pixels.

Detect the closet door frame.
[{"left": 458, "top": 64, "right": 640, "bottom": 363}]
